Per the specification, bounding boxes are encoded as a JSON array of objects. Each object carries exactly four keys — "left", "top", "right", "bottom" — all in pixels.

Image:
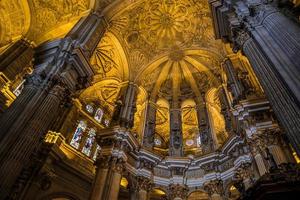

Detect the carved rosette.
[
  {"left": 168, "top": 184, "right": 189, "bottom": 200},
  {"left": 203, "top": 179, "right": 224, "bottom": 196}
]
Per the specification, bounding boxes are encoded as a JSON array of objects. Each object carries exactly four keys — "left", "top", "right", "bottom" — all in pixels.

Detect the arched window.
[
  {"left": 70, "top": 121, "right": 87, "bottom": 149},
  {"left": 155, "top": 98, "right": 170, "bottom": 147},
  {"left": 94, "top": 108, "right": 104, "bottom": 123},
  {"left": 82, "top": 128, "right": 96, "bottom": 156},
  {"left": 181, "top": 99, "right": 199, "bottom": 150}
]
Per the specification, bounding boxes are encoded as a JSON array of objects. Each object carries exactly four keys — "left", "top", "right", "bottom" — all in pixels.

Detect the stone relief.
[{"left": 0, "top": 0, "right": 29, "bottom": 48}]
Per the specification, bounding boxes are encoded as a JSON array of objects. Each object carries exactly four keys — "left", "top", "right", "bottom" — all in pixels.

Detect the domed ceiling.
[
  {"left": 108, "top": 0, "right": 225, "bottom": 78},
  {"left": 92, "top": 0, "right": 228, "bottom": 146},
  {"left": 0, "top": 0, "right": 93, "bottom": 51}
]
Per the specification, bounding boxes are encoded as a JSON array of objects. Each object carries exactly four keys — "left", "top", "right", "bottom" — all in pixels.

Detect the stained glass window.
[
  {"left": 94, "top": 108, "right": 103, "bottom": 123},
  {"left": 82, "top": 128, "right": 96, "bottom": 156},
  {"left": 70, "top": 121, "right": 87, "bottom": 149},
  {"left": 86, "top": 104, "right": 94, "bottom": 113}
]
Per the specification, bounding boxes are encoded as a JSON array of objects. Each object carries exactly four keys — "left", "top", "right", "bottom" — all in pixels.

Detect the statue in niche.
[
  {"left": 145, "top": 121, "right": 155, "bottom": 144},
  {"left": 172, "top": 126, "right": 182, "bottom": 149},
  {"left": 111, "top": 99, "right": 123, "bottom": 125},
  {"left": 237, "top": 69, "right": 254, "bottom": 96},
  {"left": 201, "top": 130, "right": 208, "bottom": 145}
]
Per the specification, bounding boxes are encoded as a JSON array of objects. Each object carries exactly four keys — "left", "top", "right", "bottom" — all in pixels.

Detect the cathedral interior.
[{"left": 0, "top": 0, "right": 300, "bottom": 199}]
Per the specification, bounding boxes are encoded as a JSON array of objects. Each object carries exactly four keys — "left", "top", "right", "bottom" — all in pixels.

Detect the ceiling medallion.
[
  {"left": 169, "top": 48, "right": 184, "bottom": 61},
  {"left": 142, "top": 0, "right": 192, "bottom": 48}
]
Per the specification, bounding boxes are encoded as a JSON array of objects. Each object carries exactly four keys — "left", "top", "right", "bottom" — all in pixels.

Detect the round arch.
[
  {"left": 187, "top": 190, "right": 209, "bottom": 200},
  {"left": 39, "top": 192, "right": 81, "bottom": 200},
  {"left": 91, "top": 31, "right": 129, "bottom": 82}
]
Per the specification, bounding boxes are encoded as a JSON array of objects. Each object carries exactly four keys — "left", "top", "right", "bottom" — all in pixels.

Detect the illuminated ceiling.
[
  {"left": 0, "top": 0, "right": 229, "bottom": 147},
  {"left": 0, "top": 0, "right": 93, "bottom": 51},
  {"left": 86, "top": 0, "right": 227, "bottom": 146}
]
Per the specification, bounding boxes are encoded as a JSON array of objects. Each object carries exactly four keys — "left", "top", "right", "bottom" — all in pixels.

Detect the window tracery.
[
  {"left": 70, "top": 120, "right": 87, "bottom": 149},
  {"left": 82, "top": 128, "right": 96, "bottom": 156}
]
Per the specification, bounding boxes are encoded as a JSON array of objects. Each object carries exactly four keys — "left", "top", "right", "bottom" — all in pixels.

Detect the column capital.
[
  {"left": 247, "top": 128, "right": 282, "bottom": 154},
  {"left": 234, "top": 162, "right": 254, "bottom": 182},
  {"left": 203, "top": 179, "right": 224, "bottom": 196},
  {"left": 168, "top": 184, "right": 189, "bottom": 200},
  {"left": 95, "top": 155, "right": 124, "bottom": 172}
]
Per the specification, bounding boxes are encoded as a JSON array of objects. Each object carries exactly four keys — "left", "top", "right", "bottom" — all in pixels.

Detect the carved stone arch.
[
  {"left": 0, "top": 0, "right": 31, "bottom": 51},
  {"left": 223, "top": 180, "right": 240, "bottom": 200},
  {"left": 90, "top": 31, "right": 129, "bottom": 82},
  {"left": 149, "top": 187, "right": 168, "bottom": 200},
  {"left": 79, "top": 78, "right": 122, "bottom": 116},
  {"left": 187, "top": 189, "right": 209, "bottom": 200},
  {"left": 26, "top": 0, "right": 93, "bottom": 45},
  {"left": 39, "top": 192, "right": 81, "bottom": 200}
]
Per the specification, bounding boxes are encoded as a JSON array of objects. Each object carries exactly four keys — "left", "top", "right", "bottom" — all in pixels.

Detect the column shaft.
[
  {"left": 0, "top": 84, "right": 66, "bottom": 198},
  {"left": 254, "top": 153, "right": 267, "bottom": 176},
  {"left": 138, "top": 189, "right": 148, "bottom": 200},
  {"left": 90, "top": 168, "right": 109, "bottom": 200},
  {"left": 243, "top": 38, "right": 300, "bottom": 154}
]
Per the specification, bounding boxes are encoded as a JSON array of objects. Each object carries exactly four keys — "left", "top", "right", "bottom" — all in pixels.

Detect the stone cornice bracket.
[
  {"left": 168, "top": 184, "right": 189, "bottom": 200},
  {"left": 96, "top": 126, "right": 139, "bottom": 160}
]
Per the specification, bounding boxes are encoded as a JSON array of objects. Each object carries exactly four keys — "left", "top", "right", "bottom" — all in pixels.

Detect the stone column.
[
  {"left": 204, "top": 179, "right": 224, "bottom": 200},
  {"left": 218, "top": 87, "right": 232, "bottom": 133},
  {"left": 168, "top": 184, "right": 189, "bottom": 200},
  {"left": 169, "top": 109, "right": 183, "bottom": 156},
  {"left": 143, "top": 101, "right": 157, "bottom": 149},
  {"left": 90, "top": 155, "right": 110, "bottom": 200},
  {"left": 0, "top": 10, "right": 108, "bottom": 198},
  {"left": 210, "top": 0, "right": 300, "bottom": 154},
  {"left": 90, "top": 156, "right": 124, "bottom": 200},
  {"left": 254, "top": 153, "right": 267, "bottom": 176},
  {"left": 111, "top": 82, "right": 138, "bottom": 129},
  {"left": 0, "top": 81, "right": 71, "bottom": 197},
  {"left": 248, "top": 135, "right": 268, "bottom": 176},
  {"left": 222, "top": 59, "right": 244, "bottom": 104},
  {"left": 90, "top": 127, "right": 136, "bottom": 200},
  {"left": 107, "top": 158, "right": 124, "bottom": 200},
  {"left": 132, "top": 176, "right": 152, "bottom": 200},
  {"left": 230, "top": 3, "right": 300, "bottom": 155},
  {"left": 196, "top": 98, "right": 213, "bottom": 153}
]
